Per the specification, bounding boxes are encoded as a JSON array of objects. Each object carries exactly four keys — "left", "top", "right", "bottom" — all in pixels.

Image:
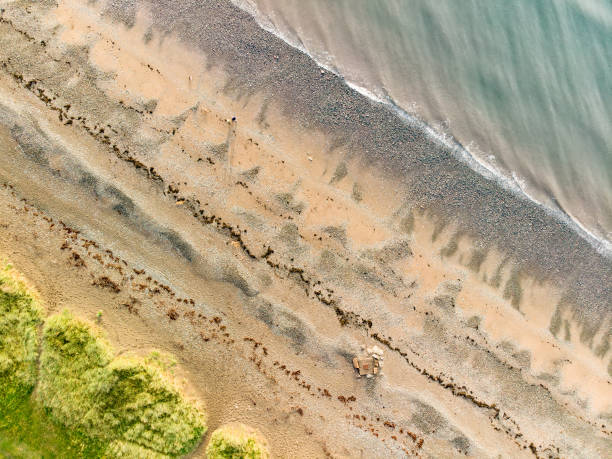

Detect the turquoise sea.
[{"left": 234, "top": 0, "right": 612, "bottom": 254}]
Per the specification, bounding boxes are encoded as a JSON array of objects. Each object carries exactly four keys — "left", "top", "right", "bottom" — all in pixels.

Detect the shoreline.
[
  {"left": 127, "top": 0, "right": 612, "bottom": 328},
  {"left": 0, "top": 1, "right": 610, "bottom": 456},
  {"left": 231, "top": 0, "right": 612, "bottom": 259}
]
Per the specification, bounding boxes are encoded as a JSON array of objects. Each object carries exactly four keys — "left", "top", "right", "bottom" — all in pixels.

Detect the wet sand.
[{"left": 0, "top": 1, "right": 610, "bottom": 457}]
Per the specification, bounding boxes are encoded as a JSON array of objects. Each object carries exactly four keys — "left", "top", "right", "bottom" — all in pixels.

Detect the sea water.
[{"left": 233, "top": 0, "right": 612, "bottom": 253}]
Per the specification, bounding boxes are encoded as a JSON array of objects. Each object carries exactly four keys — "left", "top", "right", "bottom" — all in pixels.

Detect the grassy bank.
[
  {"left": 0, "top": 263, "right": 103, "bottom": 456},
  {"left": 0, "top": 263, "right": 206, "bottom": 457},
  {"left": 206, "top": 423, "right": 270, "bottom": 459},
  {"left": 39, "top": 312, "right": 207, "bottom": 456},
  {"left": 0, "top": 263, "right": 41, "bottom": 401},
  {"left": 0, "top": 389, "right": 105, "bottom": 457}
]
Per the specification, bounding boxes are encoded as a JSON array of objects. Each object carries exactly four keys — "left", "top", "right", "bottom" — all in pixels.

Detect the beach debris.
[
  {"left": 320, "top": 69, "right": 325, "bottom": 75},
  {"left": 353, "top": 345, "right": 383, "bottom": 378},
  {"left": 307, "top": 156, "right": 313, "bottom": 161}
]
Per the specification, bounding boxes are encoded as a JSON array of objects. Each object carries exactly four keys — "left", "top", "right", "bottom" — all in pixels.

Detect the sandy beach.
[{"left": 0, "top": 1, "right": 610, "bottom": 457}]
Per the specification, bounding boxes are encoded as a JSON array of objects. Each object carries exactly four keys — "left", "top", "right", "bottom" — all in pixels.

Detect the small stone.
[{"left": 307, "top": 156, "right": 313, "bottom": 161}]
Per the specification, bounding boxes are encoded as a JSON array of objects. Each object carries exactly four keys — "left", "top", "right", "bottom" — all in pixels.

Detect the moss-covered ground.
[{"left": 0, "top": 262, "right": 206, "bottom": 458}]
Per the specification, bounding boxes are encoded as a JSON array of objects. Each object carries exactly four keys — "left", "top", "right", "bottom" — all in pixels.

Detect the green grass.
[
  {"left": 206, "top": 423, "right": 270, "bottom": 459},
  {"left": 0, "top": 265, "right": 41, "bottom": 401},
  {"left": 39, "top": 312, "right": 207, "bottom": 456},
  {"left": 0, "top": 390, "right": 106, "bottom": 458},
  {"left": 0, "top": 262, "right": 207, "bottom": 458},
  {"left": 0, "top": 263, "right": 104, "bottom": 457}
]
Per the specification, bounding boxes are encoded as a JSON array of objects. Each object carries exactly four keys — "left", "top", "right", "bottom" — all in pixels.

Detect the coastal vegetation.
[
  {"left": 206, "top": 423, "right": 270, "bottom": 459},
  {"left": 0, "top": 263, "right": 207, "bottom": 457},
  {"left": 0, "top": 263, "right": 41, "bottom": 403},
  {"left": 39, "top": 312, "right": 207, "bottom": 456}
]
